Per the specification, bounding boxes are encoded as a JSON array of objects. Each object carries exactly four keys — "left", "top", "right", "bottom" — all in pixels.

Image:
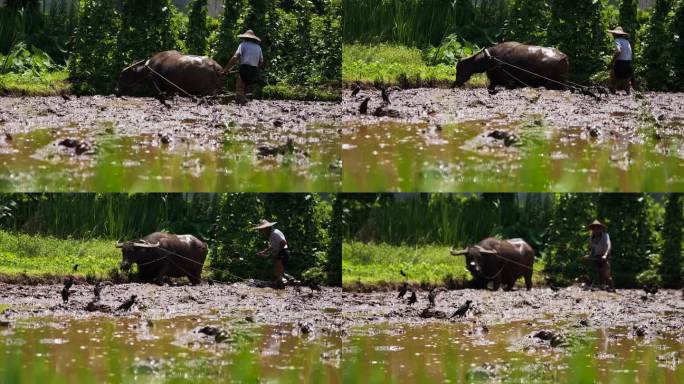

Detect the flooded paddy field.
[
  {"left": 0, "top": 96, "right": 341, "bottom": 192},
  {"left": 0, "top": 283, "right": 343, "bottom": 382},
  {"left": 341, "top": 287, "right": 684, "bottom": 383},
  {"left": 342, "top": 88, "right": 684, "bottom": 192}
]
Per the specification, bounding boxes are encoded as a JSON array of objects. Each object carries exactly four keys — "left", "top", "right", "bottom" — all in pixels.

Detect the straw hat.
[
  {"left": 587, "top": 219, "right": 607, "bottom": 230},
  {"left": 253, "top": 219, "right": 277, "bottom": 230},
  {"left": 608, "top": 26, "right": 629, "bottom": 38},
  {"left": 238, "top": 30, "right": 261, "bottom": 43}
]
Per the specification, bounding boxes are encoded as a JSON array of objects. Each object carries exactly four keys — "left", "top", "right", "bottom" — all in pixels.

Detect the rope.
[
  {"left": 145, "top": 64, "right": 197, "bottom": 101},
  {"left": 486, "top": 53, "right": 573, "bottom": 90}
]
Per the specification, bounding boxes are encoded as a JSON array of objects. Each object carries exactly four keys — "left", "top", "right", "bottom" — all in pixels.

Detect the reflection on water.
[
  {"left": 0, "top": 123, "right": 340, "bottom": 192},
  {"left": 343, "top": 320, "right": 684, "bottom": 383},
  {"left": 342, "top": 118, "right": 684, "bottom": 192},
  {"left": 0, "top": 315, "right": 341, "bottom": 383}
]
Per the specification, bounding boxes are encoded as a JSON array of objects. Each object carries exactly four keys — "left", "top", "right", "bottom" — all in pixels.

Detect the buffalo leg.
[
  {"left": 188, "top": 270, "right": 201, "bottom": 286},
  {"left": 491, "top": 278, "right": 501, "bottom": 291},
  {"left": 154, "top": 263, "right": 170, "bottom": 286},
  {"left": 524, "top": 272, "right": 532, "bottom": 291}
]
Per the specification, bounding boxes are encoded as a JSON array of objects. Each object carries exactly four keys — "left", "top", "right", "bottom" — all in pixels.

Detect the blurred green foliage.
[{"left": 186, "top": 0, "right": 209, "bottom": 55}]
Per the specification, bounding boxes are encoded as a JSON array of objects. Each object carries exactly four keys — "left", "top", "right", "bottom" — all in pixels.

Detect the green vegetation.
[
  {"left": 0, "top": 193, "right": 341, "bottom": 285},
  {"left": 0, "top": 230, "right": 119, "bottom": 280},
  {"left": 661, "top": 193, "right": 683, "bottom": 287},
  {"left": 641, "top": 0, "right": 676, "bottom": 90},
  {"left": 342, "top": 193, "right": 683, "bottom": 288},
  {"left": 186, "top": 0, "right": 209, "bottom": 56},
  {"left": 0, "top": 69, "right": 68, "bottom": 95},
  {"left": 343, "top": 43, "right": 464, "bottom": 87}
]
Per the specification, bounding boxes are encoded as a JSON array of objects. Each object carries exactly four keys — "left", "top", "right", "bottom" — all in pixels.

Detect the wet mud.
[
  {"left": 341, "top": 287, "right": 684, "bottom": 382},
  {"left": 0, "top": 96, "right": 341, "bottom": 191},
  {"left": 342, "top": 88, "right": 684, "bottom": 192},
  {"left": 0, "top": 282, "right": 342, "bottom": 328},
  {"left": 343, "top": 88, "right": 684, "bottom": 136},
  {"left": 0, "top": 283, "right": 343, "bottom": 382},
  {"left": 341, "top": 287, "right": 684, "bottom": 333}
]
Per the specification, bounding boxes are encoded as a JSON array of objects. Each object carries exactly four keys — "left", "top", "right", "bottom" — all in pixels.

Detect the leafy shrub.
[
  {"left": 640, "top": 0, "right": 675, "bottom": 90},
  {"left": 69, "top": 0, "right": 120, "bottom": 94},
  {"left": 0, "top": 42, "right": 55, "bottom": 75},
  {"left": 504, "top": 0, "right": 550, "bottom": 45},
  {"left": 423, "top": 34, "right": 478, "bottom": 66},
  {"left": 186, "top": 0, "right": 209, "bottom": 55},
  {"left": 660, "top": 193, "right": 682, "bottom": 287}
]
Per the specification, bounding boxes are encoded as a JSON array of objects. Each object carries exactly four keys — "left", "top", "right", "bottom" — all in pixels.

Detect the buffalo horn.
[
  {"left": 474, "top": 245, "right": 497, "bottom": 255},
  {"left": 132, "top": 241, "right": 160, "bottom": 248},
  {"left": 115, "top": 242, "right": 124, "bottom": 248},
  {"left": 122, "top": 59, "right": 146, "bottom": 72},
  {"left": 450, "top": 248, "right": 467, "bottom": 256}
]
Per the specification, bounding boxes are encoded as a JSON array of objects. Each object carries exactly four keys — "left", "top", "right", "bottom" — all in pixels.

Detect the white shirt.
[
  {"left": 615, "top": 38, "right": 632, "bottom": 61},
  {"left": 235, "top": 41, "right": 263, "bottom": 67},
  {"left": 269, "top": 229, "right": 287, "bottom": 255}
]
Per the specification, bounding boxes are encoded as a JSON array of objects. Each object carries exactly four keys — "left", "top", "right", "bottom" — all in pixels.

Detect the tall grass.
[
  {"left": 0, "top": 193, "right": 219, "bottom": 240},
  {"left": 343, "top": 193, "right": 554, "bottom": 248},
  {"left": 343, "top": 0, "right": 509, "bottom": 47}
]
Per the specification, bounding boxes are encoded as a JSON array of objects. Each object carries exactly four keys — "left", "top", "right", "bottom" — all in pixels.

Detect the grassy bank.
[
  {"left": 0, "top": 230, "right": 120, "bottom": 281},
  {"left": 0, "top": 70, "right": 70, "bottom": 96},
  {"left": 343, "top": 241, "right": 546, "bottom": 290},
  {"left": 343, "top": 43, "right": 485, "bottom": 88}
]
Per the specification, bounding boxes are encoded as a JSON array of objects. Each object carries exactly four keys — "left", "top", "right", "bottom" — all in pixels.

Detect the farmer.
[
  {"left": 582, "top": 220, "right": 615, "bottom": 292},
  {"left": 225, "top": 30, "right": 265, "bottom": 105},
  {"left": 608, "top": 26, "right": 634, "bottom": 95},
  {"left": 254, "top": 219, "right": 289, "bottom": 289}
]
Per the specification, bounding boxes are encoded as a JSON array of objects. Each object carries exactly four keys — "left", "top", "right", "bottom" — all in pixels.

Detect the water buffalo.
[
  {"left": 450, "top": 237, "right": 534, "bottom": 291},
  {"left": 455, "top": 42, "right": 570, "bottom": 92},
  {"left": 116, "top": 51, "right": 224, "bottom": 96},
  {"left": 116, "top": 232, "right": 208, "bottom": 285}
]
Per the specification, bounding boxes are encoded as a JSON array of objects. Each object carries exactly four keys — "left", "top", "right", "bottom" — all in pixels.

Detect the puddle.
[
  {"left": 0, "top": 315, "right": 342, "bottom": 382},
  {"left": 0, "top": 124, "right": 340, "bottom": 192},
  {"left": 341, "top": 119, "right": 684, "bottom": 192},
  {"left": 343, "top": 319, "right": 684, "bottom": 383}
]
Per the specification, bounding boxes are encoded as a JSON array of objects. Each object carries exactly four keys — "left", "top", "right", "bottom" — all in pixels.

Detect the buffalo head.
[
  {"left": 115, "top": 240, "right": 160, "bottom": 271},
  {"left": 116, "top": 59, "right": 149, "bottom": 96},
  {"left": 450, "top": 246, "right": 497, "bottom": 276}
]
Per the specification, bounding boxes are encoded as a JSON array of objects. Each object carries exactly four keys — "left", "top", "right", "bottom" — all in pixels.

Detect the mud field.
[
  {"left": 343, "top": 88, "right": 684, "bottom": 133},
  {"left": 0, "top": 283, "right": 343, "bottom": 382},
  {"left": 0, "top": 282, "right": 342, "bottom": 326},
  {"left": 0, "top": 96, "right": 341, "bottom": 191},
  {"left": 341, "top": 287, "right": 684, "bottom": 383},
  {"left": 342, "top": 88, "right": 684, "bottom": 192}
]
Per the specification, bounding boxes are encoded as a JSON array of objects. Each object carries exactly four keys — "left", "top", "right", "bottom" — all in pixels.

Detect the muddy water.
[
  {"left": 1, "top": 315, "right": 341, "bottom": 383},
  {"left": 0, "top": 96, "right": 341, "bottom": 192},
  {"left": 343, "top": 321, "right": 683, "bottom": 383},
  {"left": 342, "top": 119, "right": 684, "bottom": 192},
  {"left": 342, "top": 88, "right": 684, "bottom": 192}
]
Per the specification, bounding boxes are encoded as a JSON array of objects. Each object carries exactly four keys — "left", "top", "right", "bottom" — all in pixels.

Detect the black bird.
[
  {"left": 400, "top": 269, "right": 407, "bottom": 278},
  {"left": 351, "top": 82, "right": 361, "bottom": 97},
  {"left": 59, "top": 89, "right": 71, "bottom": 102},
  {"left": 61, "top": 276, "right": 74, "bottom": 304},
  {"left": 116, "top": 295, "right": 137, "bottom": 312},
  {"left": 359, "top": 97, "right": 370, "bottom": 115},
  {"left": 93, "top": 281, "right": 112, "bottom": 301},
  {"left": 450, "top": 300, "right": 472, "bottom": 318},
  {"left": 428, "top": 287, "right": 446, "bottom": 307},
  {"left": 307, "top": 281, "right": 322, "bottom": 292},
  {"left": 381, "top": 86, "right": 391, "bottom": 105},
  {"left": 643, "top": 284, "right": 658, "bottom": 295},
  {"left": 156, "top": 92, "right": 171, "bottom": 109},
  {"left": 72, "top": 264, "right": 79, "bottom": 273},
  {"left": 545, "top": 277, "right": 559, "bottom": 292},
  {"left": 397, "top": 282, "right": 408, "bottom": 299},
  {"left": 199, "top": 326, "right": 221, "bottom": 336},
  {"left": 407, "top": 291, "right": 417, "bottom": 306}
]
